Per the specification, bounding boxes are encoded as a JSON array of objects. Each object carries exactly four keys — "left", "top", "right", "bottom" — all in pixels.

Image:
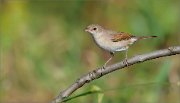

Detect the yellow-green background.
[{"left": 0, "top": 0, "right": 180, "bottom": 103}]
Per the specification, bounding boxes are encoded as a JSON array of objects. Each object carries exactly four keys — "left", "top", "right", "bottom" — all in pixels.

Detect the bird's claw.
[
  {"left": 123, "top": 59, "right": 129, "bottom": 66},
  {"left": 102, "top": 65, "right": 106, "bottom": 69}
]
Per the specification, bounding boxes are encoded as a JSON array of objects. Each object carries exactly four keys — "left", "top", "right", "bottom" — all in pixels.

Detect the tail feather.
[{"left": 137, "top": 36, "right": 157, "bottom": 40}]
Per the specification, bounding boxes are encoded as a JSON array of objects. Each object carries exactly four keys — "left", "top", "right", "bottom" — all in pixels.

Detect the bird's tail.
[{"left": 137, "top": 36, "right": 157, "bottom": 40}]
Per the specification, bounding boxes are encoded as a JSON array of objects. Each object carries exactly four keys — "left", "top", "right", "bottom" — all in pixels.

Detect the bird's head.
[{"left": 85, "top": 24, "right": 104, "bottom": 35}]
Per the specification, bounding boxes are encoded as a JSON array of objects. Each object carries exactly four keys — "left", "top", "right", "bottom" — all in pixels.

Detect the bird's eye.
[{"left": 93, "top": 27, "right": 97, "bottom": 30}]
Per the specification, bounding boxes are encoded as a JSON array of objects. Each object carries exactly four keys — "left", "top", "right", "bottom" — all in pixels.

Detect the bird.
[{"left": 85, "top": 24, "right": 157, "bottom": 68}]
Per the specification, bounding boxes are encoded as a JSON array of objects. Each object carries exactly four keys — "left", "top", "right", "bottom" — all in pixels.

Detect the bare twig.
[{"left": 51, "top": 46, "right": 180, "bottom": 103}]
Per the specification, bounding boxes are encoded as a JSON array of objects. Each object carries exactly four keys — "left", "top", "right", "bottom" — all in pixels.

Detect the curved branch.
[{"left": 51, "top": 46, "right": 180, "bottom": 103}]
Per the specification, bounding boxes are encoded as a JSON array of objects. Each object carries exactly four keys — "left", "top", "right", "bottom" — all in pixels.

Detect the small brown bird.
[{"left": 85, "top": 24, "right": 157, "bottom": 67}]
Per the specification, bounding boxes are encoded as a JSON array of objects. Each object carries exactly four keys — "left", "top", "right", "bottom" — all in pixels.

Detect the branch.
[{"left": 51, "top": 46, "right": 180, "bottom": 103}]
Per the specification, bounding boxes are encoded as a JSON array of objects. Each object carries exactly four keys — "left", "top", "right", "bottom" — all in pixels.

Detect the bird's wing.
[{"left": 111, "top": 32, "right": 134, "bottom": 42}]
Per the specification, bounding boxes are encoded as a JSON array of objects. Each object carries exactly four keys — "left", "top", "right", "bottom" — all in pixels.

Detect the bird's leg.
[
  {"left": 123, "top": 49, "right": 129, "bottom": 66},
  {"left": 103, "top": 52, "right": 114, "bottom": 69}
]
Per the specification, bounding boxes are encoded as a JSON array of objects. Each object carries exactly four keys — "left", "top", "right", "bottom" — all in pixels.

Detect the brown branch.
[{"left": 51, "top": 46, "right": 180, "bottom": 103}]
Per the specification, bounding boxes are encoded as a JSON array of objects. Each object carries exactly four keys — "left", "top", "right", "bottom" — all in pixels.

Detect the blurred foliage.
[{"left": 0, "top": 0, "right": 180, "bottom": 103}]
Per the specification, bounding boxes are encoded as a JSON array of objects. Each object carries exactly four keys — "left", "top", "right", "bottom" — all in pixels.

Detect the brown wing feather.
[{"left": 111, "top": 32, "right": 134, "bottom": 42}]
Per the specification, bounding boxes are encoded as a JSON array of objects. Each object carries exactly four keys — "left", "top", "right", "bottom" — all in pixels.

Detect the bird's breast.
[{"left": 93, "top": 35, "right": 132, "bottom": 52}]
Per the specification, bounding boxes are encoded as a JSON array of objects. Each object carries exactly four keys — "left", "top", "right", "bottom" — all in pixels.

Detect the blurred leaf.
[
  {"left": 155, "top": 60, "right": 171, "bottom": 82},
  {"left": 91, "top": 85, "right": 104, "bottom": 103}
]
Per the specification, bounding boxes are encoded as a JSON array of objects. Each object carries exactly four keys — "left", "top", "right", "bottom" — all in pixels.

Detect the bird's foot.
[
  {"left": 168, "top": 47, "right": 174, "bottom": 53},
  {"left": 102, "top": 65, "right": 106, "bottom": 69},
  {"left": 123, "top": 59, "right": 129, "bottom": 66},
  {"left": 102, "top": 62, "right": 109, "bottom": 69}
]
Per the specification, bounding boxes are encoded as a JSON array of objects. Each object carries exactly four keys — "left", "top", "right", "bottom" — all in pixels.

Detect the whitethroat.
[{"left": 85, "top": 24, "right": 157, "bottom": 67}]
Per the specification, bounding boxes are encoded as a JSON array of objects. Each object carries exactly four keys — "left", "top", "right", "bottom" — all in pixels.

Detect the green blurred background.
[{"left": 0, "top": 0, "right": 180, "bottom": 103}]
